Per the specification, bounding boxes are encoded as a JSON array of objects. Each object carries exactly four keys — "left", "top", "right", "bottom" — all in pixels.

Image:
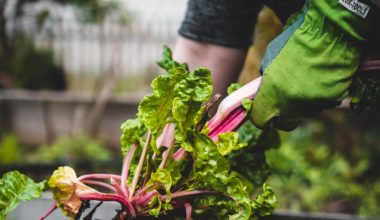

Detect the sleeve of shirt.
[
  {"left": 264, "top": 0, "right": 305, "bottom": 24},
  {"left": 178, "top": 0, "right": 263, "bottom": 49}
]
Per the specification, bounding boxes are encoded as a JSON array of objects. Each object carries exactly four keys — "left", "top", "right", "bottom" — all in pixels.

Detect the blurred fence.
[{"left": 28, "top": 16, "right": 180, "bottom": 91}]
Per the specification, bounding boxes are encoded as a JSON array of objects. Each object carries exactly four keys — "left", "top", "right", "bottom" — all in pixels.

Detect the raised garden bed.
[
  {"left": 0, "top": 90, "right": 141, "bottom": 148},
  {"left": 9, "top": 194, "right": 377, "bottom": 220}
]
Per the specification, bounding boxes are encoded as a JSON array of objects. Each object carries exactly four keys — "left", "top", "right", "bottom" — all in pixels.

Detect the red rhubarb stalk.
[{"left": 78, "top": 193, "right": 136, "bottom": 217}]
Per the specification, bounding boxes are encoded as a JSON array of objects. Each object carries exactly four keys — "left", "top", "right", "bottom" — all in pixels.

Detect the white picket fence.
[
  {"left": 18, "top": 0, "right": 188, "bottom": 91},
  {"left": 34, "top": 19, "right": 179, "bottom": 84}
]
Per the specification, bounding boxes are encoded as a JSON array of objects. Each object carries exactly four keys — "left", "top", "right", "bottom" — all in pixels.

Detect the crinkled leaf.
[
  {"left": 191, "top": 132, "right": 251, "bottom": 220},
  {"left": 162, "top": 154, "right": 190, "bottom": 185},
  {"left": 237, "top": 120, "right": 280, "bottom": 150},
  {"left": 148, "top": 195, "right": 161, "bottom": 217},
  {"left": 146, "top": 169, "right": 172, "bottom": 201},
  {"left": 251, "top": 183, "right": 277, "bottom": 219},
  {"left": 237, "top": 120, "right": 263, "bottom": 145},
  {"left": 228, "top": 150, "right": 271, "bottom": 191},
  {"left": 217, "top": 132, "right": 247, "bottom": 156},
  {"left": 227, "top": 83, "right": 241, "bottom": 95},
  {"left": 173, "top": 68, "right": 213, "bottom": 151},
  {"left": 194, "top": 173, "right": 252, "bottom": 220},
  {"left": 0, "top": 171, "right": 45, "bottom": 219},
  {"left": 120, "top": 117, "right": 147, "bottom": 185},
  {"left": 120, "top": 117, "right": 146, "bottom": 155},
  {"left": 139, "top": 68, "right": 187, "bottom": 133},
  {"left": 139, "top": 48, "right": 212, "bottom": 153},
  {"left": 147, "top": 195, "right": 174, "bottom": 218},
  {"left": 224, "top": 176, "right": 252, "bottom": 220},
  {"left": 192, "top": 132, "right": 229, "bottom": 181},
  {"left": 172, "top": 68, "right": 212, "bottom": 122},
  {"left": 157, "top": 46, "right": 189, "bottom": 73},
  {"left": 226, "top": 121, "right": 278, "bottom": 188}
]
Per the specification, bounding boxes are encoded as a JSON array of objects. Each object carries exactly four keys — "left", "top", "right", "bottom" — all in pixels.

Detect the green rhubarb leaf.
[
  {"left": 227, "top": 83, "right": 241, "bottom": 95},
  {"left": 173, "top": 68, "right": 213, "bottom": 151},
  {"left": 192, "top": 132, "right": 229, "bottom": 181},
  {"left": 251, "top": 183, "right": 277, "bottom": 219},
  {"left": 148, "top": 195, "right": 162, "bottom": 217},
  {"left": 161, "top": 154, "right": 190, "bottom": 185},
  {"left": 172, "top": 68, "right": 212, "bottom": 122},
  {"left": 0, "top": 171, "right": 46, "bottom": 219},
  {"left": 120, "top": 117, "right": 146, "bottom": 155},
  {"left": 237, "top": 120, "right": 263, "bottom": 145},
  {"left": 217, "top": 132, "right": 247, "bottom": 156},
  {"left": 139, "top": 47, "right": 212, "bottom": 153},
  {"left": 147, "top": 194, "right": 173, "bottom": 217},
  {"left": 120, "top": 117, "right": 147, "bottom": 184},
  {"left": 138, "top": 67, "right": 187, "bottom": 134},
  {"left": 237, "top": 120, "right": 280, "bottom": 150},
  {"left": 226, "top": 121, "right": 278, "bottom": 188},
  {"left": 224, "top": 176, "right": 251, "bottom": 220},
  {"left": 191, "top": 132, "right": 251, "bottom": 220},
  {"left": 156, "top": 45, "right": 188, "bottom": 73},
  {"left": 146, "top": 169, "right": 172, "bottom": 201},
  {"left": 195, "top": 173, "right": 252, "bottom": 220}
]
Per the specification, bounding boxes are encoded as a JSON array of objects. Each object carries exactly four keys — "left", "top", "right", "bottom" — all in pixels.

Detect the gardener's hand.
[{"left": 250, "top": 0, "right": 380, "bottom": 130}]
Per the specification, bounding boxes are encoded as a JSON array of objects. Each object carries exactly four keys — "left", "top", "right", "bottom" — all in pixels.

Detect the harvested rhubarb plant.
[{"left": 1, "top": 46, "right": 276, "bottom": 220}]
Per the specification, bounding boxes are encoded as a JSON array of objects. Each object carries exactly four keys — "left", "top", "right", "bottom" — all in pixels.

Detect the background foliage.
[{"left": 266, "top": 111, "right": 380, "bottom": 216}]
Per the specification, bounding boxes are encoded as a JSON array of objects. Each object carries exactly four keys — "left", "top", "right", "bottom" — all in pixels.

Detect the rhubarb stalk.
[
  {"left": 121, "top": 144, "right": 137, "bottom": 197},
  {"left": 129, "top": 132, "right": 152, "bottom": 200},
  {"left": 208, "top": 77, "right": 261, "bottom": 131}
]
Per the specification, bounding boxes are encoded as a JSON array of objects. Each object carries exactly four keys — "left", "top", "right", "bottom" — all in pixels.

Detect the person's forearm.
[{"left": 173, "top": 36, "right": 248, "bottom": 97}]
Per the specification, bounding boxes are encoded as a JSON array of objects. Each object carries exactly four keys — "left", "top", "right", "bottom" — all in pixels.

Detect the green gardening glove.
[{"left": 251, "top": 0, "right": 380, "bottom": 130}]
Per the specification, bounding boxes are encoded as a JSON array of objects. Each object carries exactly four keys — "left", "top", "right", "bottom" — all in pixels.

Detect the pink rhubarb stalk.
[
  {"left": 172, "top": 147, "right": 187, "bottom": 161},
  {"left": 78, "top": 174, "right": 121, "bottom": 181},
  {"left": 81, "top": 179, "right": 117, "bottom": 193},
  {"left": 208, "top": 77, "right": 261, "bottom": 131},
  {"left": 121, "top": 144, "right": 137, "bottom": 197},
  {"left": 129, "top": 131, "right": 152, "bottom": 200},
  {"left": 185, "top": 203, "right": 192, "bottom": 220},
  {"left": 110, "top": 178, "right": 126, "bottom": 196},
  {"left": 133, "top": 190, "right": 158, "bottom": 206},
  {"left": 156, "top": 123, "right": 175, "bottom": 148},
  {"left": 158, "top": 123, "right": 176, "bottom": 169},
  {"left": 208, "top": 107, "right": 246, "bottom": 141}
]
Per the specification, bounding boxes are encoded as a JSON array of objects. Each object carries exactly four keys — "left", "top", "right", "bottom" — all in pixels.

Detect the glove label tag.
[{"left": 339, "top": 0, "right": 371, "bottom": 18}]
